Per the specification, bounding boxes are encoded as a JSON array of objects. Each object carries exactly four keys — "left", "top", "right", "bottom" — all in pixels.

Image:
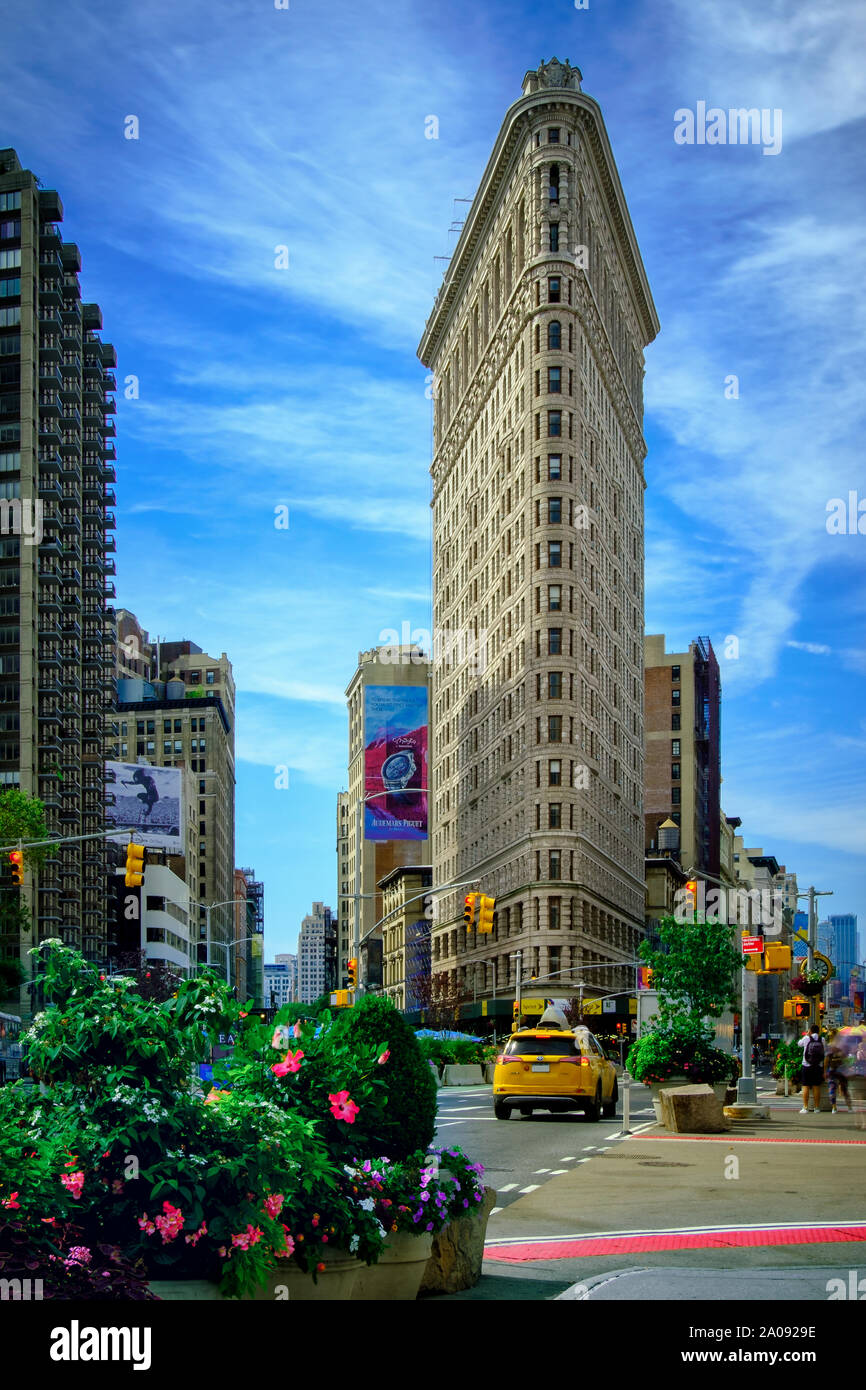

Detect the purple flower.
[
  {"left": 426, "top": 1223, "right": 434, "bottom": 1232},
  {"left": 463, "top": 1199, "right": 469, "bottom": 1208}
]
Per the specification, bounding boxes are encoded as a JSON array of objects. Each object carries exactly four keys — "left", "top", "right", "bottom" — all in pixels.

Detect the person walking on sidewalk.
[
  {"left": 825, "top": 1031, "right": 851, "bottom": 1113},
  {"left": 800, "top": 1029, "right": 825, "bottom": 1113}
]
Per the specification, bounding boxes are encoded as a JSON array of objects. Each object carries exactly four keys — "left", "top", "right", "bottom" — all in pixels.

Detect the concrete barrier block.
[
  {"left": 660, "top": 1082, "right": 730, "bottom": 1133},
  {"left": 441, "top": 1064, "right": 486, "bottom": 1086}
]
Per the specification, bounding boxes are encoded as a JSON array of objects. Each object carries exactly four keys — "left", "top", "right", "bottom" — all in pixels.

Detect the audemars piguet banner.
[{"left": 364, "top": 685, "right": 428, "bottom": 840}]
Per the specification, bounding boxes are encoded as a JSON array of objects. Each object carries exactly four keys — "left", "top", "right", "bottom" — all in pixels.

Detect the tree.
[
  {"left": 413, "top": 971, "right": 467, "bottom": 1030},
  {"left": 638, "top": 913, "right": 743, "bottom": 1027},
  {"left": 111, "top": 950, "right": 183, "bottom": 1004},
  {"left": 0, "top": 789, "right": 56, "bottom": 871}
]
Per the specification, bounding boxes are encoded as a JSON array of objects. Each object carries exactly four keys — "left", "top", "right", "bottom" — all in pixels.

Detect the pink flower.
[
  {"left": 271, "top": 1049, "right": 303, "bottom": 1077},
  {"left": 137, "top": 1214, "right": 156, "bottom": 1235},
  {"left": 65, "top": 1245, "right": 91, "bottom": 1266},
  {"left": 292, "top": 1021, "right": 302, "bottom": 1039},
  {"left": 279, "top": 1225, "right": 295, "bottom": 1257},
  {"left": 377, "top": 1049, "right": 391, "bottom": 1066},
  {"left": 61, "top": 1171, "right": 84, "bottom": 1200},
  {"left": 328, "top": 1090, "right": 360, "bottom": 1124},
  {"left": 111, "top": 1179, "right": 124, "bottom": 1195},
  {"left": 263, "top": 1193, "right": 285, "bottom": 1220},
  {"left": 153, "top": 1200, "right": 184, "bottom": 1244},
  {"left": 1, "top": 1192, "right": 20, "bottom": 1209},
  {"left": 184, "top": 1221, "right": 208, "bottom": 1247},
  {"left": 231, "top": 1224, "right": 263, "bottom": 1251}
]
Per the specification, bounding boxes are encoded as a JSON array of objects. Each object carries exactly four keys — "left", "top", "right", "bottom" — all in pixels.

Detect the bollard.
[{"left": 618, "top": 1068, "right": 632, "bottom": 1137}]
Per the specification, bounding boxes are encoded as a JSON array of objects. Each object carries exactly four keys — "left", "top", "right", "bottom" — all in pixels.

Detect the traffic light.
[
  {"left": 8, "top": 850, "right": 23, "bottom": 886},
  {"left": 794, "top": 1000, "right": 809, "bottom": 1020},
  {"left": 763, "top": 943, "right": 792, "bottom": 973},
  {"left": 463, "top": 894, "right": 478, "bottom": 930},
  {"left": 684, "top": 879, "right": 698, "bottom": 913},
  {"left": 347, "top": 958, "right": 357, "bottom": 991},
  {"left": 477, "top": 894, "right": 495, "bottom": 933},
  {"left": 125, "top": 842, "right": 145, "bottom": 888},
  {"left": 818, "top": 1001, "right": 826, "bottom": 1016}
]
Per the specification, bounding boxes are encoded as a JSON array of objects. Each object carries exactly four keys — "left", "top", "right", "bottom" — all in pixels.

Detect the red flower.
[
  {"left": 328, "top": 1090, "right": 359, "bottom": 1124},
  {"left": 1, "top": 1192, "right": 20, "bottom": 1209}
]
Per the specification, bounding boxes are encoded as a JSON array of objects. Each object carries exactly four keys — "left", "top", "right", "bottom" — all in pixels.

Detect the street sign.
[
  {"left": 742, "top": 936, "right": 764, "bottom": 954},
  {"left": 481, "top": 1000, "right": 488, "bottom": 1017},
  {"left": 520, "top": 998, "right": 547, "bottom": 1015},
  {"left": 602, "top": 998, "right": 617, "bottom": 1013}
]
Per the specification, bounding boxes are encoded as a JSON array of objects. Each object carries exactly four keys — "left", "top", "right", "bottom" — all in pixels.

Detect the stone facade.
[{"left": 417, "top": 62, "right": 659, "bottom": 1007}]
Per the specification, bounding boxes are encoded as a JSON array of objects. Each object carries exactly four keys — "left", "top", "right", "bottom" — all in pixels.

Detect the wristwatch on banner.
[{"left": 381, "top": 751, "right": 416, "bottom": 791}]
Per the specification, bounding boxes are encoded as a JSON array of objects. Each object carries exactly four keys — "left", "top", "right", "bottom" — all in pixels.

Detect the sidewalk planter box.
[
  {"left": 149, "top": 1279, "right": 230, "bottom": 1300},
  {"left": 441, "top": 1064, "right": 485, "bottom": 1086},
  {"left": 150, "top": 1246, "right": 363, "bottom": 1301},
  {"left": 353, "top": 1232, "right": 434, "bottom": 1301},
  {"left": 648, "top": 1076, "right": 689, "bottom": 1123},
  {"left": 419, "top": 1185, "right": 497, "bottom": 1295}
]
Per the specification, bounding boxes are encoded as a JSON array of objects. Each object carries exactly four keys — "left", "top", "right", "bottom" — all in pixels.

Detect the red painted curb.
[
  {"left": 648, "top": 1133, "right": 866, "bottom": 1144},
  {"left": 485, "top": 1224, "right": 866, "bottom": 1263}
]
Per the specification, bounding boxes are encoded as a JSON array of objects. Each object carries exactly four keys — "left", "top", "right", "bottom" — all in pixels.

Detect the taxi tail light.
[
  {"left": 557, "top": 1056, "right": 584, "bottom": 1065},
  {"left": 495, "top": 1055, "right": 505, "bottom": 1065}
]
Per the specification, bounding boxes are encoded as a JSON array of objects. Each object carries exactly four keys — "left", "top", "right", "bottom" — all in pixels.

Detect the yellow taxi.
[{"left": 492, "top": 1023, "right": 618, "bottom": 1122}]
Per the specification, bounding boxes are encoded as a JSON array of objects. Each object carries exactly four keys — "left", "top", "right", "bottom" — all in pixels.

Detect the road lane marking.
[
  {"left": 533, "top": 1168, "right": 551, "bottom": 1174},
  {"left": 519, "top": 1184, "right": 541, "bottom": 1194},
  {"left": 498, "top": 1183, "right": 519, "bottom": 1192},
  {"left": 548, "top": 1169, "right": 568, "bottom": 1175},
  {"left": 490, "top": 1207, "right": 503, "bottom": 1215}
]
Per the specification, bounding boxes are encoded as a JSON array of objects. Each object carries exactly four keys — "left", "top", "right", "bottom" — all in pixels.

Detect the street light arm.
[{"left": 359, "top": 876, "right": 482, "bottom": 946}]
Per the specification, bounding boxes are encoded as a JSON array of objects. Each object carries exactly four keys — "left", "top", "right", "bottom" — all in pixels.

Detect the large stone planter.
[
  {"left": 353, "top": 1231, "right": 434, "bottom": 1301},
  {"left": 659, "top": 1083, "right": 729, "bottom": 1133},
  {"left": 647, "top": 1076, "right": 689, "bottom": 1123},
  {"left": 441, "top": 1064, "right": 485, "bottom": 1086},
  {"left": 150, "top": 1246, "right": 362, "bottom": 1301},
  {"left": 419, "top": 1185, "right": 497, "bottom": 1295}
]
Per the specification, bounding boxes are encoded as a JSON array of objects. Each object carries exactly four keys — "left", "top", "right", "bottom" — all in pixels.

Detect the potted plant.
[{"left": 790, "top": 970, "right": 824, "bottom": 997}]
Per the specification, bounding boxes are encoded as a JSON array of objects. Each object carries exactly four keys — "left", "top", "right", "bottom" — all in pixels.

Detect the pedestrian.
[
  {"left": 825, "top": 1031, "right": 851, "bottom": 1114},
  {"left": 799, "top": 1028, "right": 825, "bottom": 1113}
]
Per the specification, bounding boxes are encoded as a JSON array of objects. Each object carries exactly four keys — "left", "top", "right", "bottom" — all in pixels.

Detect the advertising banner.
[
  {"left": 105, "top": 761, "right": 183, "bottom": 853},
  {"left": 363, "top": 685, "right": 428, "bottom": 840}
]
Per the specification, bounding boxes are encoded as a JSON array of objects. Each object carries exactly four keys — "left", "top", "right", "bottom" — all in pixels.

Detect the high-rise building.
[
  {"left": 238, "top": 865, "right": 264, "bottom": 1006},
  {"left": 0, "top": 149, "right": 117, "bottom": 1012},
  {"left": 297, "top": 901, "right": 336, "bottom": 1004},
  {"left": 107, "top": 614, "right": 236, "bottom": 977},
  {"left": 343, "top": 645, "right": 431, "bottom": 985},
  {"left": 827, "top": 914, "right": 858, "bottom": 998},
  {"left": 265, "top": 951, "right": 297, "bottom": 1008},
  {"left": 417, "top": 60, "right": 658, "bottom": 1009},
  {"left": 645, "top": 635, "right": 721, "bottom": 878}
]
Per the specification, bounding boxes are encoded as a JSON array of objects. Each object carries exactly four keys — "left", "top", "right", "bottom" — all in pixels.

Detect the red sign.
[{"left": 742, "top": 936, "right": 764, "bottom": 954}]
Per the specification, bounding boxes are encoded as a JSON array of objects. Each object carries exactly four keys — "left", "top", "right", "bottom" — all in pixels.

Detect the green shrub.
[{"left": 331, "top": 996, "right": 437, "bottom": 1160}]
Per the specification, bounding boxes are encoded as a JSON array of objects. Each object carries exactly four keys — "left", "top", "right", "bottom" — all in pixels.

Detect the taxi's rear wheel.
[
  {"left": 602, "top": 1079, "right": 618, "bottom": 1119},
  {"left": 585, "top": 1085, "right": 602, "bottom": 1122},
  {"left": 494, "top": 1101, "right": 511, "bottom": 1121}
]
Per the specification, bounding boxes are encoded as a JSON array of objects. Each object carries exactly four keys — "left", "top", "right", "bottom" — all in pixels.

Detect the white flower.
[
  {"left": 359, "top": 1198, "right": 375, "bottom": 1213},
  {"left": 349, "top": 1235, "right": 360, "bottom": 1253}
]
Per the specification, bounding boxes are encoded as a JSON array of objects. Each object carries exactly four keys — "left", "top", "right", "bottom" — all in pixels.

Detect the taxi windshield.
[{"left": 505, "top": 1035, "right": 578, "bottom": 1056}]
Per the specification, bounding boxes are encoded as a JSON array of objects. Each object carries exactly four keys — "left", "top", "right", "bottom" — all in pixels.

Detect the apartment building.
[
  {"left": 417, "top": 60, "right": 658, "bottom": 1008},
  {"left": 297, "top": 901, "right": 336, "bottom": 1004},
  {"left": 0, "top": 149, "right": 117, "bottom": 1013},
  {"left": 645, "top": 634, "right": 721, "bottom": 879}
]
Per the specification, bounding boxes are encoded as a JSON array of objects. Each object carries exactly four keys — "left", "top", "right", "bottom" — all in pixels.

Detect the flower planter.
[
  {"left": 253, "top": 1246, "right": 362, "bottom": 1301},
  {"left": 419, "top": 1185, "right": 497, "bottom": 1295},
  {"left": 353, "top": 1231, "right": 434, "bottom": 1301}
]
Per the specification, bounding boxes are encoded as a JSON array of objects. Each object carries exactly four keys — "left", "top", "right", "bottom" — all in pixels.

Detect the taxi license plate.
[{"left": 531, "top": 1062, "right": 550, "bottom": 1072}]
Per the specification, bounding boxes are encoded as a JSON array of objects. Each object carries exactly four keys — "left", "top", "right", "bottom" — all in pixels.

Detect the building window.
[
  {"left": 549, "top": 224, "right": 559, "bottom": 253},
  {"left": 671, "top": 787, "right": 681, "bottom": 805},
  {"left": 548, "top": 321, "right": 561, "bottom": 350},
  {"left": 671, "top": 665, "right": 680, "bottom": 681},
  {"left": 548, "top": 627, "right": 562, "bottom": 655},
  {"left": 136, "top": 720, "right": 144, "bottom": 735},
  {"left": 163, "top": 741, "right": 171, "bottom": 755},
  {"left": 548, "top": 584, "right": 562, "bottom": 610},
  {"left": 206, "top": 670, "right": 215, "bottom": 685},
  {"left": 549, "top": 803, "right": 562, "bottom": 828},
  {"left": 146, "top": 741, "right": 155, "bottom": 754},
  {"left": 549, "top": 851, "right": 561, "bottom": 880},
  {"left": 548, "top": 759, "right": 562, "bottom": 786},
  {"left": 549, "top": 164, "right": 559, "bottom": 201},
  {"left": 671, "top": 689, "right": 681, "bottom": 706},
  {"left": 549, "top": 897, "right": 562, "bottom": 929},
  {"left": 146, "top": 720, "right": 155, "bottom": 735},
  {"left": 547, "top": 497, "right": 562, "bottom": 525},
  {"left": 671, "top": 763, "right": 681, "bottom": 781},
  {"left": 163, "top": 720, "right": 171, "bottom": 734},
  {"left": 671, "top": 739, "right": 681, "bottom": 757},
  {"left": 548, "top": 541, "right": 562, "bottom": 567},
  {"left": 175, "top": 719, "right": 183, "bottom": 732},
  {"left": 548, "top": 277, "right": 561, "bottom": 303},
  {"left": 547, "top": 410, "right": 562, "bottom": 436},
  {"left": 671, "top": 713, "right": 681, "bottom": 731},
  {"left": 199, "top": 779, "right": 206, "bottom": 794},
  {"left": 548, "top": 671, "right": 563, "bottom": 698},
  {"left": 174, "top": 740, "right": 182, "bottom": 753},
  {"left": 548, "top": 365, "right": 562, "bottom": 393},
  {"left": 548, "top": 454, "right": 561, "bottom": 479},
  {"left": 548, "top": 128, "right": 560, "bottom": 143},
  {"left": 548, "top": 715, "right": 563, "bottom": 742}
]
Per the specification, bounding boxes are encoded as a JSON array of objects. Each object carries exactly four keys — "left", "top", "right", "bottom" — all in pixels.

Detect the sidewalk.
[{"left": 435, "top": 1106, "right": 866, "bottom": 1301}]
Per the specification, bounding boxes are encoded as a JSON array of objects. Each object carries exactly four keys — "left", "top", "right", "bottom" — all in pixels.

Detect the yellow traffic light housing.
[
  {"left": 463, "top": 894, "right": 478, "bottom": 930},
  {"left": 763, "top": 943, "right": 792, "bottom": 973},
  {"left": 477, "top": 894, "right": 495, "bottom": 933},
  {"left": 684, "top": 879, "right": 698, "bottom": 914},
  {"left": 347, "top": 958, "right": 358, "bottom": 991},
  {"left": 125, "top": 842, "right": 145, "bottom": 888},
  {"left": 8, "top": 850, "right": 23, "bottom": 886}
]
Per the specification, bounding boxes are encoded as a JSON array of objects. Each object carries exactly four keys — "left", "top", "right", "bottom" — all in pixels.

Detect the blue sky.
[{"left": 3, "top": 0, "right": 864, "bottom": 961}]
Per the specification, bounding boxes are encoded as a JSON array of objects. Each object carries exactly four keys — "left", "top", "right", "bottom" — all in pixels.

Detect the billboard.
[
  {"left": 363, "top": 685, "right": 428, "bottom": 840},
  {"left": 105, "top": 761, "right": 183, "bottom": 853}
]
